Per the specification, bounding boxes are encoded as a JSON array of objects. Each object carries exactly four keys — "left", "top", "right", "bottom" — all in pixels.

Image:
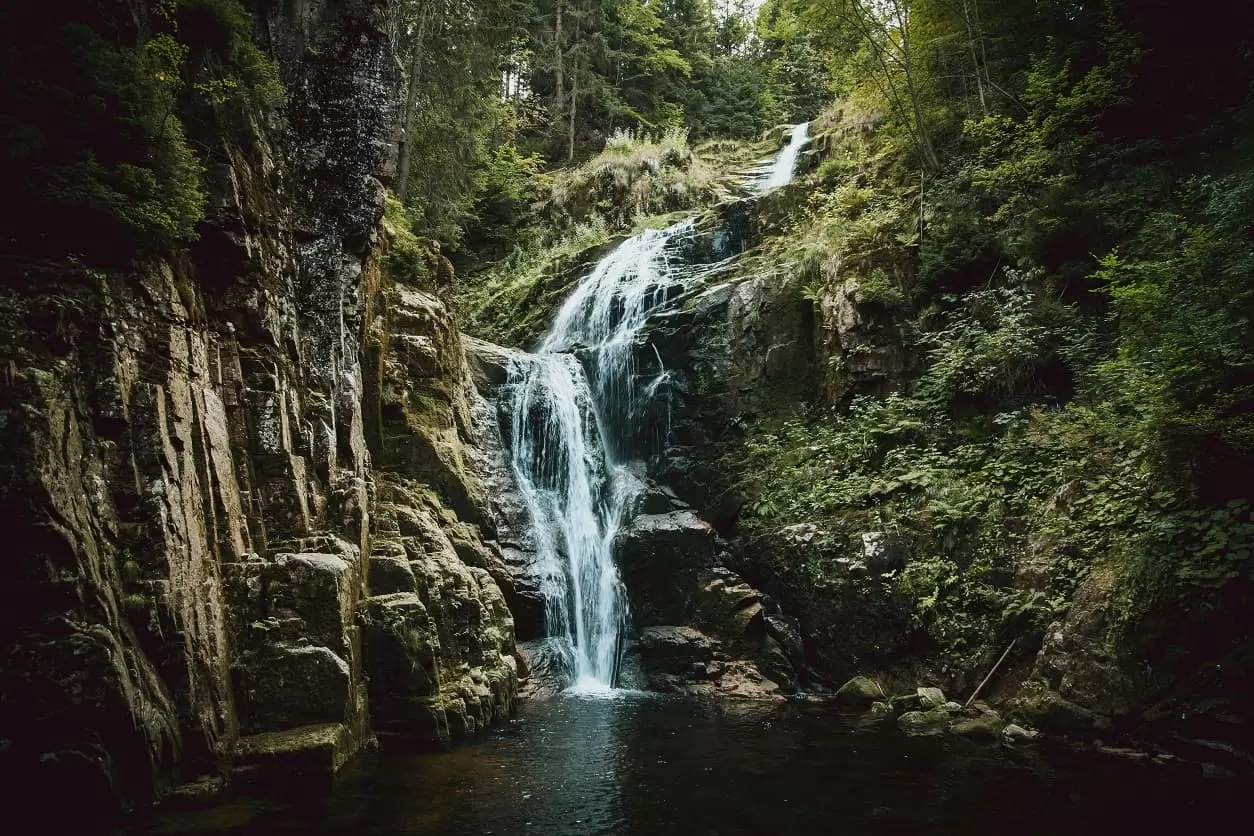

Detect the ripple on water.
[{"left": 127, "top": 696, "right": 1250, "bottom": 836}]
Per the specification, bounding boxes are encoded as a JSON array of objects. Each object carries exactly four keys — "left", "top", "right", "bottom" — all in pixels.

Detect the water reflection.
[{"left": 133, "top": 695, "right": 1248, "bottom": 836}]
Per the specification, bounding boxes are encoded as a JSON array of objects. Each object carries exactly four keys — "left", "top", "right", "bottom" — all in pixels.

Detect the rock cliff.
[{"left": 0, "top": 0, "right": 516, "bottom": 820}]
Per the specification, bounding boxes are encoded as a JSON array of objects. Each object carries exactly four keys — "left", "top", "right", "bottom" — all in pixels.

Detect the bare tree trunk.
[
  {"left": 568, "top": 69, "right": 578, "bottom": 162},
  {"left": 554, "top": 1, "right": 565, "bottom": 133},
  {"left": 961, "top": 0, "right": 987, "bottom": 114},
  {"left": 845, "top": 0, "right": 939, "bottom": 173},
  {"left": 396, "top": 5, "right": 434, "bottom": 203},
  {"left": 888, "top": 0, "right": 940, "bottom": 172}
]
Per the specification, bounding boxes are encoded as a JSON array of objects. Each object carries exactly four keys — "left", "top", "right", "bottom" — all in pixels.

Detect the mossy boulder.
[
  {"left": 898, "top": 707, "right": 952, "bottom": 735},
  {"left": 835, "top": 676, "right": 884, "bottom": 708},
  {"left": 949, "top": 712, "right": 1006, "bottom": 741}
]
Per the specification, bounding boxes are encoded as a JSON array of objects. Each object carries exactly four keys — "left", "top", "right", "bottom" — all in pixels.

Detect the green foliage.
[
  {"left": 382, "top": 194, "right": 431, "bottom": 283},
  {"left": 453, "top": 217, "right": 612, "bottom": 346},
  {"left": 546, "top": 128, "right": 715, "bottom": 230},
  {"left": 0, "top": 1, "right": 284, "bottom": 264}
]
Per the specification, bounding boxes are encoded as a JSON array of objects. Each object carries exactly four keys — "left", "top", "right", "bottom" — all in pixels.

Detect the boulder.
[
  {"left": 463, "top": 336, "right": 519, "bottom": 390},
  {"left": 637, "top": 625, "right": 720, "bottom": 677},
  {"left": 232, "top": 723, "right": 358, "bottom": 795},
  {"left": 898, "top": 707, "right": 952, "bottom": 735},
  {"left": 616, "top": 510, "right": 717, "bottom": 625},
  {"left": 949, "top": 712, "right": 1006, "bottom": 741},
  {"left": 916, "top": 687, "right": 947, "bottom": 709},
  {"left": 764, "top": 614, "right": 805, "bottom": 672},
  {"left": 694, "top": 567, "right": 764, "bottom": 638},
  {"left": 888, "top": 693, "right": 923, "bottom": 713},
  {"left": 860, "top": 532, "right": 908, "bottom": 573},
  {"left": 517, "top": 639, "right": 574, "bottom": 697},
  {"left": 1002, "top": 723, "right": 1041, "bottom": 744},
  {"left": 835, "top": 676, "right": 884, "bottom": 708},
  {"left": 1009, "top": 685, "right": 1113, "bottom": 737}
]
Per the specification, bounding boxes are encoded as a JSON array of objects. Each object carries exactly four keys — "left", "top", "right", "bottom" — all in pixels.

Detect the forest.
[
  {"left": 420, "top": 0, "right": 1254, "bottom": 684},
  {"left": 2, "top": 0, "right": 1254, "bottom": 826}
]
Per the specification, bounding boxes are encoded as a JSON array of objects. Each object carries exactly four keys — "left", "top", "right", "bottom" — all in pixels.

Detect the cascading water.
[
  {"left": 752, "top": 122, "right": 811, "bottom": 194},
  {"left": 503, "top": 222, "right": 696, "bottom": 690},
  {"left": 502, "top": 125, "right": 810, "bottom": 691}
]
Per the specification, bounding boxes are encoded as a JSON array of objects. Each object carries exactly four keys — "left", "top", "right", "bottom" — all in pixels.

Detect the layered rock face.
[{"left": 0, "top": 0, "right": 515, "bottom": 818}]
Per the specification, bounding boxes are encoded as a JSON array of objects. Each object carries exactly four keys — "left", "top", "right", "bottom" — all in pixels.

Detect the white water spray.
[
  {"left": 503, "top": 128, "right": 811, "bottom": 690},
  {"left": 504, "top": 221, "right": 696, "bottom": 689},
  {"left": 752, "top": 122, "right": 811, "bottom": 194}
]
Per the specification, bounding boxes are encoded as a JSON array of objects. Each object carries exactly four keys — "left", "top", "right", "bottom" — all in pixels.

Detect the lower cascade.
[
  {"left": 501, "top": 128, "right": 809, "bottom": 690},
  {"left": 502, "top": 222, "right": 694, "bottom": 689}
]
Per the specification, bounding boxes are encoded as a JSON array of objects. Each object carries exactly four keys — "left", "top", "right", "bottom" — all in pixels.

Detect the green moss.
[
  {"left": 546, "top": 128, "right": 716, "bottom": 231},
  {"left": 452, "top": 217, "right": 614, "bottom": 347}
]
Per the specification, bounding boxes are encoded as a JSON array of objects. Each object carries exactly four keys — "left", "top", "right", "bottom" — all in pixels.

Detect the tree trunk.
[
  {"left": 396, "top": 7, "right": 433, "bottom": 204},
  {"left": 961, "top": 0, "right": 987, "bottom": 115},
  {"left": 568, "top": 69, "right": 578, "bottom": 162},
  {"left": 890, "top": 1, "right": 940, "bottom": 173},
  {"left": 554, "top": 2, "right": 565, "bottom": 133}
]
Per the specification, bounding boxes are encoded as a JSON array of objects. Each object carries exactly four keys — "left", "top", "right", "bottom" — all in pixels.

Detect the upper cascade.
[
  {"left": 752, "top": 122, "right": 811, "bottom": 194},
  {"left": 500, "top": 131, "right": 810, "bottom": 690}
]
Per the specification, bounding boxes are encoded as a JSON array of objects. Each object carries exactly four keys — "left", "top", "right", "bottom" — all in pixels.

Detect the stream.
[{"left": 131, "top": 692, "right": 1246, "bottom": 836}]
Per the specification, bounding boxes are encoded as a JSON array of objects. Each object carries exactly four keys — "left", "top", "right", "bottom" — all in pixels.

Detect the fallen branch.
[{"left": 965, "top": 638, "right": 1017, "bottom": 708}]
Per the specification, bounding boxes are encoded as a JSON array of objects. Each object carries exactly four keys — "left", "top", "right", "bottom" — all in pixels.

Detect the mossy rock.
[
  {"left": 835, "top": 675, "right": 884, "bottom": 708},
  {"left": 898, "top": 707, "right": 952, "bottom": 735}
]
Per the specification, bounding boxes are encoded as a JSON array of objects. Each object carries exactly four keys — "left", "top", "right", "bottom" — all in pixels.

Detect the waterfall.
[
  {"left": 503, "top": 221, "right": 696, "bottom": 690},
  {"left": 502, "top": 127, "right": 810, "bottom": 691},
  {"left": 752, "top": 122, "right": 811, "bottom": 194}
]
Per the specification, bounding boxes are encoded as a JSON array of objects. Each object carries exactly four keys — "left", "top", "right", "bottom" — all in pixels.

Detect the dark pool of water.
[{"left": 131, "top": 693, "right": 1247, "bottom": 836}]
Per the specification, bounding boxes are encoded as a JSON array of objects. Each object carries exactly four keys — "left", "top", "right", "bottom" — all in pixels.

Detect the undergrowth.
[{"left": 718, "top": 91, "right": 1254, "bottom": 681}]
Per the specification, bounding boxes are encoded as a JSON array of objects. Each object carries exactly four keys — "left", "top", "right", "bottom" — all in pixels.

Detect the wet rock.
[
  {"left": 898, "top": 707, "right": 952, "bottom": 735},
  {"left": 0, "top": 0, "right": 530, "bottom": 815},
  {"left": 734, "top": 526, "right": 912, "bottom": 685},
  {"left": 1002, "top": 724, "right": 1041, "bottom": 744},
  {"left": 694, "top": 567, "right": 764, "bottom": 638},
  {"left": 368, "top": 555, "right": 417, "bottom": 595},
  {"left": 1022, "top": 567, "right": 1134, "bottom": 724},
  {"left": 638, "top": 626, "right": 720, "bottom": 677},
  {"left": 715, "top": 661, "right": 783, "bottom": 699},
  {"left": 916, "top": 687, "right": 947, "bottom": 709},
  {"left": 232, "top": 723, "right": 358, "bottom": 795},
  {"left": 233, "top": 644, "right": 353, "bottom": 735},
  {"left": 889, "top": 693, "right": 924, "bottom": 713},
  {"left": 836, "top": 676, "right": 885, "bottom": 708},
  {"left": 764, "top": 614, "right": 805, "bottom": 672},
  {"left": 636, "top": 480, "right": 692, "bottom": 515},
  {"left": 463, "top": 336, "right": 518, "bottom": 391},
  {"left": 357, "top": 594, "right": 440, "bottom": 727},
  {"left": 754, "top": 637, "right": 799, "bottom": 694},
  {"left": 517, "top": 639, "right": 573, "bottom": 697},
  {"left": 861, "top": 532, "right": 908, "bottom": 573},
  {"left": 378, "top": 285, "right": 487, "bottom": 526},
  {"left": 949, "top": 712, "right": 1005, "bottom": 741},
  {"left": 616, "top": 510, "right": 717, "bottom": 626},
  {"left": 1009, "top": 685, "right": 1114, "bottom": 737}
]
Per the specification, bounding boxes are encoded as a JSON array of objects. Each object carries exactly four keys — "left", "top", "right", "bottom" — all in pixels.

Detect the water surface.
[{"left": 136, "top": 693, "right": 1245, "bottom": 836}]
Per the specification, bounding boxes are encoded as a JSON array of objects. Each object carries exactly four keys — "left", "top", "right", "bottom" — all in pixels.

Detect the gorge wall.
[{"left": 0, "top": 0, "right": 517, "bottom": 819}]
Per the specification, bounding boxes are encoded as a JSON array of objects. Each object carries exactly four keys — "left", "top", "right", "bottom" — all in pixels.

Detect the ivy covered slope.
[
  {"left": 665, "top": 1, "right": 1254, "bottom": 754},
  {"left": 0, "top": 1, "right": 522, "bottom": 822}
]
